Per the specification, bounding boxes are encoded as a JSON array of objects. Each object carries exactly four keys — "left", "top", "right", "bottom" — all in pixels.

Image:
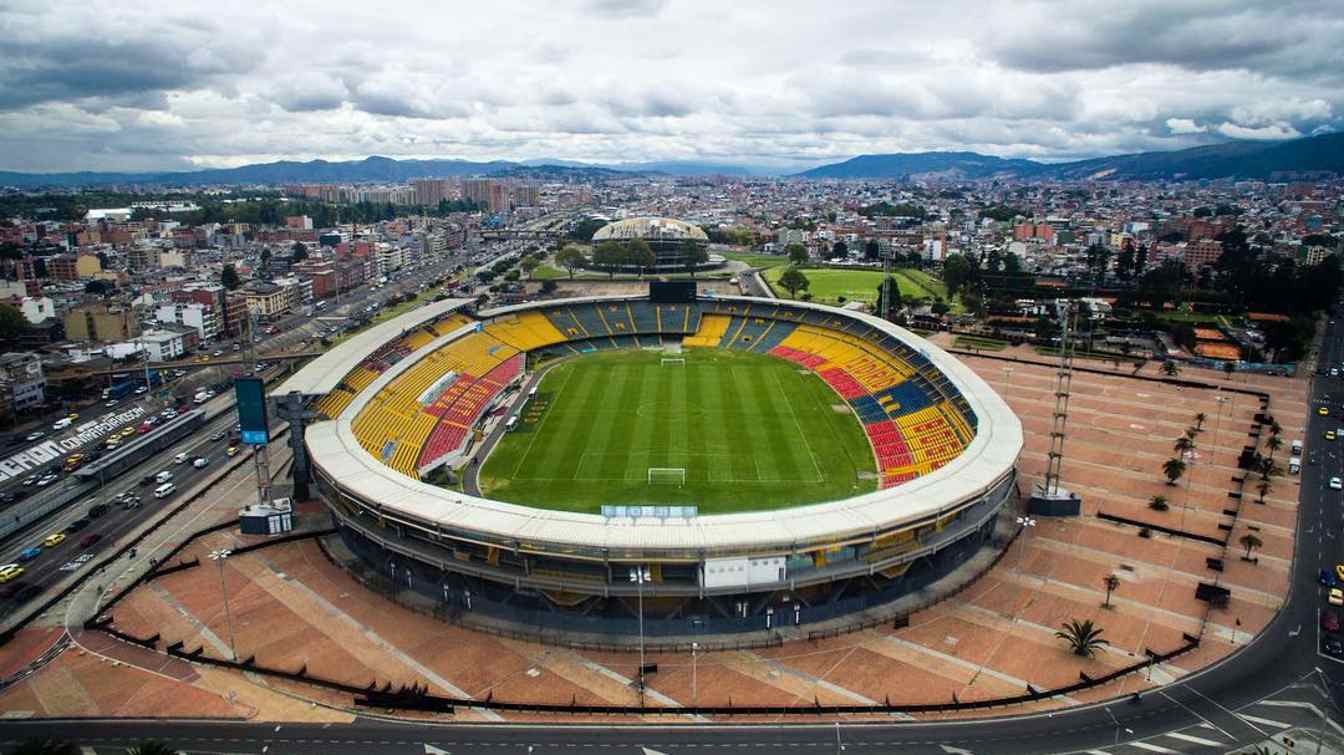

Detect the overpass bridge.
[
  {"left": 477, "top": 228, "right": 567, "bottom": 241},
  {"left": 50, "top": 351, "right": 324, "bottom": 382}
]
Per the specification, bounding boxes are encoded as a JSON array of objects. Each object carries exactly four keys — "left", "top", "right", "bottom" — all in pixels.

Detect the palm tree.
[
  {"left": 1265, "top": 435, "right": 1283, "bottom": 459},
  {"left": 1174, "top": 436, "right": 1195, "bottom": 455},
  {"left": 1256, "top": 478, "right": 1272, "bottom": 503},
  {"left": 1163, "top": 457, "right": 1187, "bottom": 485},
  {"left": 1239, "top": 533, "right": 1263, "bottom": 561},
  {"left": 128, "top": 744, "right": 180, "bottom": 755},
  {"left": 1259, "top": 457, "right": 1282, "bottom": 482},
  {"left": 1269, "top": 419, "right": 1282, "bottom": 437},
  {"left": 1103, "top": 574, "right": 1121, "bottom": 608},
  {"left": 1193, "top": 412, "right": 1207, "bottom": 432},
  {"left": 1148, "top": 495, "right": 1169, "bottom": 511},
  {"left": 1161, "top": 360, "right": 1179, "bottom": 377},
  {"left": 1223, "top": 361, "right": 1235, "bottom": 380},
  {"left": 1055, "top": 619, "right": 1110, "bottom": 657}
]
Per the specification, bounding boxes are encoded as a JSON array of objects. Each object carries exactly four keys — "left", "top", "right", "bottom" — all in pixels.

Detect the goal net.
[
  {"left": 648, "top": 467, "right": 687, "bottom": 486},
  {"left": 661, "top": 358, "right": 686, "bottom": 366}
]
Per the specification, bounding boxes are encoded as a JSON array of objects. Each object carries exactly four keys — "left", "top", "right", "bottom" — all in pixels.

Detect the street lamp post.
[
  {"left": 1014, "top": 515, "right": 1037, "bottom": 575},
  {"left": 629, "top": 565, "right": 651, "bottom": 705},
  {"left": 691, "top": 641, "right": 699, "bottom": 706},
  {"left": 1003, "top": 366, "right": 1015, "bottom": 385},
  {"left": 208, "top": 548, "right": 238, "bottom": 660}
]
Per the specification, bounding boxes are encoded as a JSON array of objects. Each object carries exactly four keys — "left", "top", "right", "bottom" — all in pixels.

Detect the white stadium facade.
[{"left": 280, "top": 287, "right": 1023, "bottom": 640}]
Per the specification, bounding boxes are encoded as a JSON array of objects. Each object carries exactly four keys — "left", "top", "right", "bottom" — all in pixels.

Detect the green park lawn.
[
  {"left": 477, "top": 348, "right": 876, "bottom": 514},
  {"left": 764, "top": 266, "right": 951, "bottom": 308}
]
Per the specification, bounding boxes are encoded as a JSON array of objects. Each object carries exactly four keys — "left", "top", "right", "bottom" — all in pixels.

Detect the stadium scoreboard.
[
  {"left": 234, "top": 377, "right": 270, "bottom": 445},
  {"left": 649, "top": 281, "right": 696, "bottom": 303}
]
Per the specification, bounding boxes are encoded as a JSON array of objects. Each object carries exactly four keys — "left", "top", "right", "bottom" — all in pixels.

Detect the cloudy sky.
[{"left": 1, "top": 0, "right": 1340, "bottom": 173}]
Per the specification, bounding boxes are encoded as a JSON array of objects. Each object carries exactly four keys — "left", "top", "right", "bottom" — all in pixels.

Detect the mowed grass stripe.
[{"left": 477, "top": 348, "right": 878, "bottom": 513}]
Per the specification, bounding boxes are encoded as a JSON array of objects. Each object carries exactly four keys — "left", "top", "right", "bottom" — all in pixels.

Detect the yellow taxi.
[
  {"left": 1337, "top": 564, "right": 1344, "bottom": 581},
  {"left": 0, "top": 564, "right": 23, "bottom": 583},
  {"left": 1331, "top": 588, "right": 1344, "bottom": 607},
  {"left": 66, "top": 413, "right": 79, "bottom": 421},
  {"left": 1320, "top": 406, "right": 1331, "bottom": 416},
  {"left": 42, "top": 532, "right": 65, "bottom": 548},
  {"left": 226, "top": 446, "right": 240, "bottom": 457},
  {"left": 1327, "top": 430, "right": 1337, "bottom": 441}
]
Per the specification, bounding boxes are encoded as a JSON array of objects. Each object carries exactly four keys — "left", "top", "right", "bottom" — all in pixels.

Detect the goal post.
[
  {"left": 660, "top": 358, "right": 686, "bottom": 366},
  {"left": 648, "top": 467, "right": 687, "bottom": 486}
]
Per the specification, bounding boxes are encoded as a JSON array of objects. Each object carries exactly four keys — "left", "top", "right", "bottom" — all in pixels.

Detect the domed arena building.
[
  {"left": 280, "top": 284, "right": 1022, "bottom": 642},
  {"left": 589, "top": 216, "right": 720, "bottom": 273}
]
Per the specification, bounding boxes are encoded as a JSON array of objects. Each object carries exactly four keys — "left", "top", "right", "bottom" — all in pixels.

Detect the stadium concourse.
[{"left": 278, "top": 286, "right": 1022, "bottom": 639}]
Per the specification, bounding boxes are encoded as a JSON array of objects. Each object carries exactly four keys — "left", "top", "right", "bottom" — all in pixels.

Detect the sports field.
[
  {"left": 764, "top": 266, "right": 954, "bottom": 308},
  {"left": 477, "top": 348, "right": 877, "bottom": 514}
]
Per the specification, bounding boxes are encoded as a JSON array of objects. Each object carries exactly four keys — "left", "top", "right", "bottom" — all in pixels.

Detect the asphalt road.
[{"left": 8, "top": 254, "right": 1340, "bottom": 753}]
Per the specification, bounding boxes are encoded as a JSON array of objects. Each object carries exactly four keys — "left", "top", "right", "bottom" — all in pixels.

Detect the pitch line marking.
[
  {"left": 771, "top": 367, "right": 826, "bottom": 484},
  {"left": 510, "top": 363, "right": 575, "bottom": 479}
]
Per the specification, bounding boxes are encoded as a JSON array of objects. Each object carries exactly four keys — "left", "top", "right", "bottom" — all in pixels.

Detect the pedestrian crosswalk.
[{"left": 1069, "top": 685, "right": 1343, "bottom": 755}]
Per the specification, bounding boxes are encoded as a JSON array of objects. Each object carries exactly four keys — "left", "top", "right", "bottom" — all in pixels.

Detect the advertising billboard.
[{"left": 234, "top": 378, "right": 270, "bottom": 445}]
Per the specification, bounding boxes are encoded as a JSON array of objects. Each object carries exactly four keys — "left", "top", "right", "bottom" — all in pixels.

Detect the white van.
[
  {"left": 154, "top": 470, "right": 174, "bottom": 484},
  {"left": 52, "top": 417, "right": 72, "bottom": 431},
  {"left": 193, "top": 391, "right": 210, "bottom": 405},
  {"left": 1288, "top": 456, "right": 1301, "bottom": 475},
  {"left": 173, "top": 452, "right": 188, "bottom": 464},
  {"left": 154, "top": 483, "right": 176, "bottom": 499}
]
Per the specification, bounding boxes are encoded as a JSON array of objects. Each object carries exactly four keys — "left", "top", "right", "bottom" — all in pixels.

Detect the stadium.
[
  {"left": 588, "top": 216, "right": 719, "bottom": 272},
  {"left": 280, "top": 284, "right": 1023, "bottom": 639}
]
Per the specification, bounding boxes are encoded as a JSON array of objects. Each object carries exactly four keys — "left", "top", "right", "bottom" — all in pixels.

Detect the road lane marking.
[
  {"left": 1237, "top": 713, "right": 1291, "bottom": 729},
  {"left": 1163, "top": 731, "right": 1222, "bottom": 746},
  {"left": 1128, "top": 743, "right": 1179, "bottom": 754}
]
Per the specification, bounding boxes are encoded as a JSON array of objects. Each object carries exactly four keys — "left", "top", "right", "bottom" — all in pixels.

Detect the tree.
[
  {"left": 84, "top": 279, "right": 115, "bottom": 297},
  {"left": 290, "top": 241, "right": 308, "bottom": 261},
  {"left": 1265, "top": 435, "right": 1283, "bottom": 459},
  {"left": 864, "top": 240, "right": 881, "bottom": 261},
  {"left": 875, "top": 276, "right": 903, "bottom": 320},
  {"left": 1148, "top": 495, "right": 1169, "bottom": 511},
  {"left": 786, "top": 243, "right": 808, "bottom": 265},
  {"left": 1161, "top": 360, "right": 1179, "bottom": 377},
  {"left": 1256, "top": 478, "right": 1272, "bottom": 503},
  {"left": 1055, "top": 619, "right": 1109, "bottom": 657},
  {"left": 1238, "top": 532, "right": 1263, "bottom": 561},
  {"left": 1193, "top": 412, "right": 1207, "bottom": 432},
  {"left": 520, "top": 256, "right": 540, "bottom": 279},
  {"left": 831, "top": 240, "right": 848, "bottom": 259},
  {"left": 592, "top": 240, "right": 624, "bottom": 279},
  {"left": 0, "top": 303, "right": 28, "bottom": 342},
  {"left": 1162, "top": 457, "right": 1186, "bottom": 486},
  {"left": 1102, "top": 574, "right": 1120, "bottom": 608},
  {"left": 1269, "top": 419, "right": 1282, "bottom": 438},
  {"left": 221, "top": 263, "right": 241, "bottom": 290},
  {"left": 777, "top": 266, "right": 811, "bottom": 298},
  {"left": 1223, "top": 360, "right": 1236, "bottom": 379},
  {"left": 941, "top": 253, "right": 975, "bottom": 296},
  {"left": 1174, "top": 436, "right": 1194, "bottom": 456},
  {"left": 682, "top": 240, "right": 709, "bottom": 277},
  {"left": 931, "top": 298, "right": 950, "bottom": 317},
  {"left": 555, "top": 244, "right": 587, "bottom": 279},
  {"left": 625, "top": 239, "right": 655, "bottom": 277}
]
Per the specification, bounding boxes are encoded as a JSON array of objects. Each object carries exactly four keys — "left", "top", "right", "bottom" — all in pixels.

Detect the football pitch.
[{"left": 477, "top": 349, "right": 877, "bottom": 514}]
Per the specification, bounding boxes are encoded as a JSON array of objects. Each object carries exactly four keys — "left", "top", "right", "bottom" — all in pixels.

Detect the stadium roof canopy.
[
  {"left": 591, "top": 217, "right": 709, "bottom": 244},
  {"left": 304, "top": 295, "right": 1024, "bottom": 554},
  {"left": 276, "top": 297, "right": 472, "bottom": 397}
]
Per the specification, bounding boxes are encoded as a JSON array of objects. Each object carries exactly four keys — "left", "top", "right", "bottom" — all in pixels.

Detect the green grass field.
[
  {"left": 477, "top": 349, "right": 877, "bottom": 513},
  {"left": 764, "top": 267, "right": 946, "bottom": 305},
  {"left": 719, "top": 250, "right": 792, "bottom": 270}
]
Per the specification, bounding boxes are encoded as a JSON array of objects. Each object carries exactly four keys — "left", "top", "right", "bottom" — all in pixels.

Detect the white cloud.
[
  {"left": 1216, "top": 121, "right": 1303, "bottom": 140},
  {"left": 0, "top": 0, "right": 1340, "bottom": 171},
  {"left": 1165, "top": 118, "right": 1206, "bottom": 134}
]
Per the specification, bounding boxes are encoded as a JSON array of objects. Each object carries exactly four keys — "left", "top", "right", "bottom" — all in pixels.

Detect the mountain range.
[
  {"left": 792, "top": 131, "right": 1344, "bottom": 181},
  {"left": 0, "top": 132, "right": 1340, "bottom": 188}
]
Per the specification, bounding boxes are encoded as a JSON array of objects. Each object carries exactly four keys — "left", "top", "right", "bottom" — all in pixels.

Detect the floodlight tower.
[{"left": 1029, "top": 299, "right": 1083, "bottom": 516}]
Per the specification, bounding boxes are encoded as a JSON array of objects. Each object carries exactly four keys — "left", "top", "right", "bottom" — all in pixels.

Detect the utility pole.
[
  {"left": 209, "top": 548, "right": 238, "bottom": 660},
  {"left": 629, "top": 565, "right": 650, "bottom": 706}
]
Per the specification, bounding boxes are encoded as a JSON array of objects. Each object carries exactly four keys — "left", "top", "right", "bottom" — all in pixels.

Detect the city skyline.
[{"left": 0, "top": 0, "right": 1341, "bottom": 173}]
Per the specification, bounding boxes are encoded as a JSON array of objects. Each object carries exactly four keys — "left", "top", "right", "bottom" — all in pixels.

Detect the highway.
[{"left": 5, "top": 246, "right": 1339, "bottom": 753}]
